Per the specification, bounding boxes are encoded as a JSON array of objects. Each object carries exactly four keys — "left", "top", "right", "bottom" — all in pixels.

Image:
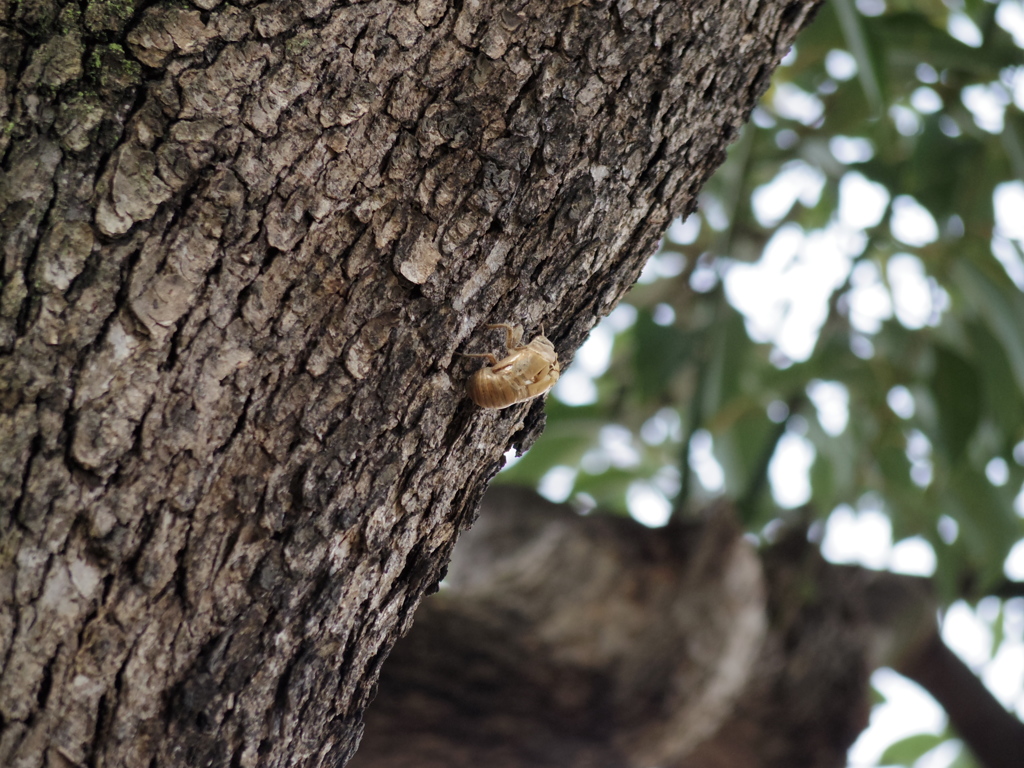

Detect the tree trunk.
[{"left": 0, "top": 1, "right": 820, "bottom": 766}]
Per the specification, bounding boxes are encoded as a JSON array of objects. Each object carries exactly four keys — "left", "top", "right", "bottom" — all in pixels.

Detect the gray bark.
[{"left": 0, "top": 1, "right": 820, "bottom": 766}]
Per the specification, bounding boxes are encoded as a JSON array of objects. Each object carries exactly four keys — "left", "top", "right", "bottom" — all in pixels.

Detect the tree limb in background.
[
  {"left": 900, "top": 631, "right": 1024, "bottom": 768},
  {"left": 353, "top": 487, "right": 766, "bottom": 768},
  {"left": 354, "top": 487, "right": 1016, "bottom": 768}
]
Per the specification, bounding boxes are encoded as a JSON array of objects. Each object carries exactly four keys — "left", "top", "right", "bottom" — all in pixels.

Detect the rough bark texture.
[
  {"left": 353, "top": 488, "right": 937, "bottom": 768},
  {"left": 0, "top": 1, "right": 820, "bottom": 766}
]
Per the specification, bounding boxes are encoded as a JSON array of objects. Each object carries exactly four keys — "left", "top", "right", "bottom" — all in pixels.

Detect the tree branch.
[
  {"left": 900, "top": 631, "right": 1024, "bottom": 768},
  {"left": 990, "top": 579, "right": 1024, "bottom": 600}
]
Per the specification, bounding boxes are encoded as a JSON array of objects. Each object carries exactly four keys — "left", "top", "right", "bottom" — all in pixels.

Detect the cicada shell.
[{"left": 465, "top": 324, "right": 560, "bottom": 409}]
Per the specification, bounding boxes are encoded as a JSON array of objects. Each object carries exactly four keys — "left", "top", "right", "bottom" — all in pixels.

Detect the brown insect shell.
[{"left": 467, "top": 334, "right": 560, "bottom": 409}]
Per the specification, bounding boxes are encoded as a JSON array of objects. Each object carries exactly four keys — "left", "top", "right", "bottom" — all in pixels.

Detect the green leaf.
[
  {"left": 807, "top": 418, "right": 860, "bottom": 509},
  {"left": 968, "top": 322, "right": 1024, "bottom": 442},
  {"left": 832, "top": 0, "right": 885, "bottom": 117},
  {"left": 948, "top": 465, "right": 1022, "bottom": 594},
  {"left": 713, "top": 406, "right": 777, "bottom": 514},
  {"left": 1003, "top": 111, "right": 1024, "bottom": 183},
  {"left": 701, "top": 305, "right": 757, "bottom": 420},
  {"left": 869, "top": 12, "right": 1019, "bottom": 77},
  {"left": 990, "top": 600, "right": 1005, "bottom": 659},
  {"left": 632, "top": 310, "right": 692, "bottom": 400},
  {"left": 930, "top": 346, "right": 981, "bottom": 461},
  {"left": 809, "top": 444, "right": 837, "bottom": 511},
  {"left": 954, "top": 260, "right": 1024, "bottom": 395},
  {"left": 878, "top": 732, "right": 946, "bottom": 766},
  {"left": 933, "top": 509, "right": 973, "bottom": 603}
]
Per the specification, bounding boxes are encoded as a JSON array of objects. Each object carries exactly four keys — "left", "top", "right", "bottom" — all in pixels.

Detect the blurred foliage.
[
  {"left": 500, "top": 0, "right": 1024, "bottom": 761},
  {"left": 501, "top": 0, "right": 1024, "bottom": 605}
]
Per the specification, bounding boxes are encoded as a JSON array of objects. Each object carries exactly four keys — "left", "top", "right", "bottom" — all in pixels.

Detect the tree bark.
[{"left": 0, "top": 1, "right": 820, "bottom": 766}]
